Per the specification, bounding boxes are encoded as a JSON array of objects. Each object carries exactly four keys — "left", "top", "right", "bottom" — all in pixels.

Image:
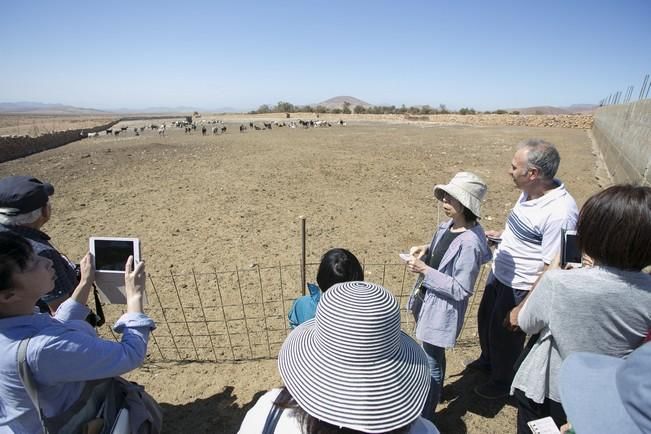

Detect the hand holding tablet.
[{"left": 89, "top": 237, "right": 143, "bottom": 304}]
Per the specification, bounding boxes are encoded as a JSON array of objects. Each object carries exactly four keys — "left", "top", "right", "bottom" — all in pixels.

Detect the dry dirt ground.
[{"left": 0, "top": 116, "right": 604, "bottom": 433}]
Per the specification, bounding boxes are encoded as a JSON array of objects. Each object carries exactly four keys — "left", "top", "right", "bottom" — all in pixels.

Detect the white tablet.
[{"left": 89, "top": 237, "right": 141, "bottom": 304}]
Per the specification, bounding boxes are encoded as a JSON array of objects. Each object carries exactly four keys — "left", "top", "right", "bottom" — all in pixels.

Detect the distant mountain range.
[
  {"left": 508, "top": 104, "right": 598, "bottom": 115},
  {"left": 113, "top": 106, "right": 239, "bottom": 114},
  {"left": 312, "top": 98, "right": 598, "bottom": 114},
  {"left": 0, "top": 100, "right": 599, "bottom": 115},
  {"left": 0, "top": 102, "right": 109, "bottom": 115},
  {"left": 0, "top": 102, "right": 238, "bottom": 115},
  {"left": 315, "top": 96, "right": 372, "bottom": 109}
]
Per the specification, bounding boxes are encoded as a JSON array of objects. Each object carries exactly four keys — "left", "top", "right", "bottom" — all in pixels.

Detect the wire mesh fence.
[{"left": 98, "top": 262, "right": 490, "bottom": 363}]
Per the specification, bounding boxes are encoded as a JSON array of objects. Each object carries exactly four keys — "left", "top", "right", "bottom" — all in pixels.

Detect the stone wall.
[
  {"left": 592, "top": 100, "right": 651, "bottom": 186},
  {"left": 0, "top": 120, "right": 120, "bottom": 163}
]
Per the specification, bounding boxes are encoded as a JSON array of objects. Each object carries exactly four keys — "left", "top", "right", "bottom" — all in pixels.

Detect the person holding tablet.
[
  {"left": 509, "top": 184, "right": 651, "bottom": 433},
  {"left": 0, "top": 232, "right": 155, "bottom": 433},
  {"left": 406, "top": 172, "right": 492, "bottom": 420}
]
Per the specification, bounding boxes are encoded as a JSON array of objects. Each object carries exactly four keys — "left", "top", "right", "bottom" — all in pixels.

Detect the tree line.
[{"left": 249, "top": 101, "right": 520, "bottom": 116}]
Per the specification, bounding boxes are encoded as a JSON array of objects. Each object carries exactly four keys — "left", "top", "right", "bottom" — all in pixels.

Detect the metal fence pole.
[
  {"left": 640, "top": 75, "right": 649, "bottom": 100},
  {"left": 169, "top": 270, "right": 199, "bottom": 360},
  {"left": 300, "top": 216, "right": 307, "bottom": 296},
  {"left": 235, "top": 266, "right": 254, "bottom": 358},
  {"left": 191, "top": 268, "right": 218, "bottom": 361},
  {"left": 148, "top": 275, "right": 182, "bottom": 360},
  {"left": 256, "top": 266, "right": 272, "bottom": 357},
  {"left": 214, "top": 267, "right": 235, "bottom": 360},
  {"left": 279, "top": 262, "right": 288, "bottom": 336}
]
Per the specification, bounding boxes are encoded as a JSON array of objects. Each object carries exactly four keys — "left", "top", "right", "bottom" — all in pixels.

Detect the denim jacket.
[
  {"left": 0, "top": 299, "right": 155, "bottom": 433},
  {"left": 408, "top": 220, "right": 491, "bottom": 348},
  {"left": 288, "top": 283, "right": 321, "bottom": 329}
]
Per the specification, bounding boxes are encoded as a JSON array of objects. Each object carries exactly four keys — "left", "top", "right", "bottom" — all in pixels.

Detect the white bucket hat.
[
  {"left": 433, "top": 171, "right": 487, "bottom": 218},
  {"left": 278, "top": 281, "right": 430, "bottom": 433}
]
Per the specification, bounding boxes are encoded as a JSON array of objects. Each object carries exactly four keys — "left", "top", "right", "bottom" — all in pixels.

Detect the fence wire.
[{"left": 98, "top": 262, "right": 490, "bottom": 362}]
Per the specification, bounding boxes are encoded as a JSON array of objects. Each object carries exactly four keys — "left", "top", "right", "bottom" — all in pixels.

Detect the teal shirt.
[{"left": 288, "top": 283, "right": 321, "bottom": 328}]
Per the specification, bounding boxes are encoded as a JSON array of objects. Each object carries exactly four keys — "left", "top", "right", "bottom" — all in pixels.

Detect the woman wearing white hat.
[
  {"left": 238, "top": 281, "right": 439, "bottom": 434},
  {"left": 406, "top": 172, "right": 491, "bottom": 420}
]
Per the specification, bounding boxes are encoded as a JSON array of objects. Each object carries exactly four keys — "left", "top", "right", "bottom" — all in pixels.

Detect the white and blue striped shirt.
[{"left": 493, "top": 181, "right": 578, "bottom": 291}]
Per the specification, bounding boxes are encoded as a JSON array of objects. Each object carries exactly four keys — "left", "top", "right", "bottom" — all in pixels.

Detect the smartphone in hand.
[{"left": 560, "top": 229, "right": 582, "bottom": 268}]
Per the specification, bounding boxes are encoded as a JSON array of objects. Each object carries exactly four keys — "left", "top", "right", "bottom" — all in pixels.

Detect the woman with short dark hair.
[
  {"left": 510, "top": 184, "right": 651, "bottom": 433},
  {"left": 288, "top": 248, "right": 364, "bottom": 328}
]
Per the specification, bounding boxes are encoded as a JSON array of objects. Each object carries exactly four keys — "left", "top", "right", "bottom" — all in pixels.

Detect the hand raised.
[
  {"left": 124, "top": 256, "right": 146, "bottom": 313},
  {"left": 79, "top": 252, "right": 95, "bottom": 287}
]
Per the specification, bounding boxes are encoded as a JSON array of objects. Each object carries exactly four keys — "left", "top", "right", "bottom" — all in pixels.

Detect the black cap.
[{"left": 0, "top": 176, "right": 54, "bottom": 216}]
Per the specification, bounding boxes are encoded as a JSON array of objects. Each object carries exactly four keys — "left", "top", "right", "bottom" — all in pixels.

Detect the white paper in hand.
[
  {"left": 399, "top": 253, "right": 412, "bottom": 262},
  {"left": 527, "top": 416, "right": 560, "bottom": 434}
]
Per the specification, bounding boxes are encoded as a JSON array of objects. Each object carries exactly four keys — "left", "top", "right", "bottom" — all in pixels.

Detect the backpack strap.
[
  {"left": 16, "top": 338, "right": 48, "bottom": 433},
  {"left": 261, "top": 403, "right": 284, "bottom": 434}
]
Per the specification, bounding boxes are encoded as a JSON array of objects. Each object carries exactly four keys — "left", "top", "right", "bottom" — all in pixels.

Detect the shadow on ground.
[
  {"left": 435, "top": 368, "right": 516, "bottom": 433},
  {"left": 160, "top": 386, "right": 266, "bottom": 434}
]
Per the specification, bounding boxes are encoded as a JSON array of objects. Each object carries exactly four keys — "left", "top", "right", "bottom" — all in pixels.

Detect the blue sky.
[{"left": 1, "top": 0, "right": 650, "bottom": 111}]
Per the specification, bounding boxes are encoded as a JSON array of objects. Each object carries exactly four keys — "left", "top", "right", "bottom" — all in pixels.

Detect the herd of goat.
[{"left": 81, "top": 119, "right": 348, "bottom": 138}]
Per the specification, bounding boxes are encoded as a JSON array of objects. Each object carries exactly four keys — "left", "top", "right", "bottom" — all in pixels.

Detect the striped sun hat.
[{"left": 278, "top": 281, "right": 430, "bottom": 433}]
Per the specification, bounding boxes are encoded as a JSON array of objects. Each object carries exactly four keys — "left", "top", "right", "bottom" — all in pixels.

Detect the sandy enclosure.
[{"left": 0, "top": 120, "right": 602, "bottom": 433}]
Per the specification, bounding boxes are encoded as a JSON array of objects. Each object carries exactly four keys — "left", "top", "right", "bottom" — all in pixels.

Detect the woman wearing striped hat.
[
  {"left": 405, "top": 172, "right": 491, "bottom": 420},
  {"left": 238, "top": 281, "right": 439, "bottom": 434}
]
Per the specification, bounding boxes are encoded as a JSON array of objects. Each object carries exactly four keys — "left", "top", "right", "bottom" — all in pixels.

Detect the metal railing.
[{"left": 99, "top": 262, "right": 490, "bottom": 362}]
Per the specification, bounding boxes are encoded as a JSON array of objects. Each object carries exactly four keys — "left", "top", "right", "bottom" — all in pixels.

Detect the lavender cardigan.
[{"left": 408, "top": 220, "right": 491, "bottom": 348}]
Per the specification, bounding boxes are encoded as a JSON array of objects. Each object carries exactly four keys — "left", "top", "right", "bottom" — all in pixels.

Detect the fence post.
[
  {"left": 300, "top": 216, "right": 307, "bottom": 296},
  {"left": 640, "top": 74, "right": 649, "bottom": 100}
]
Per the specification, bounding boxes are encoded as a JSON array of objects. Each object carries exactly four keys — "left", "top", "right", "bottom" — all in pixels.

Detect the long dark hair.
[{"left": 274, "top": 387, "right": 412, "bottom": 434}]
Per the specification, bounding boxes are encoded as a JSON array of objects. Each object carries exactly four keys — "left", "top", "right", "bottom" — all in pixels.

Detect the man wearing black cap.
[{"left": 0, "top": 176, "right": 78, "bottom": 312}]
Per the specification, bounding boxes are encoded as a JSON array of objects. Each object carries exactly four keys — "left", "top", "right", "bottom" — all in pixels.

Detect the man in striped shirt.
[{"left": 469, "top": 139, "right": 578, "bottom": 399}]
